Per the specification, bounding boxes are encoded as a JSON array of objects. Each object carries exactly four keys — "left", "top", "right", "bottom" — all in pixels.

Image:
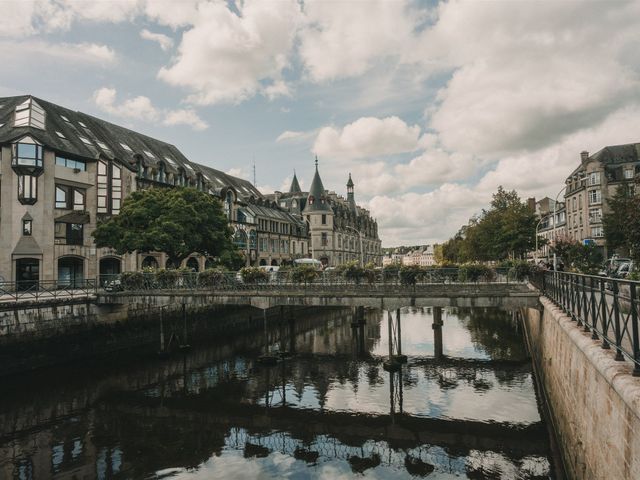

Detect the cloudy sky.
[{"left": 2, "top": 0, "right": 640, "bottom": 246}]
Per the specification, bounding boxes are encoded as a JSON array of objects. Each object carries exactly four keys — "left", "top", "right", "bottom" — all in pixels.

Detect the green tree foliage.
[
  {"left": 442, "top": 187, "right": 539, "bottom": 262},
  {"left": 603, "top": 184, "right": 640, "bottom": 263},
  {"left": 550, "top": 239, "right": 603, "bottom": 274},
  {"left": 93, "top": 187, "right": 235, "bottom": 268}
]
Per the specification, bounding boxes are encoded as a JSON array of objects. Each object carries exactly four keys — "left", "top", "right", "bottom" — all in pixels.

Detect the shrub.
[
  {"left": 290, "top": 265, "right": 319, "bottom": 283},
  {"left": 121, "top": 271, "right": 145, "bottom": 290},
  {"left": 198, "top": 268, "right": 227, "bottom": 287},
  {"left": 341, "top": 261, "right": 365, "bottom": 284},
  {"left": 155, "top": 269, "right": 179, "bottom": 288},
  {"left": 240, "top": 267, "right": 269, "bottom": 283},
  {"left": 399, "top": 265, "right": 425, "bottom": 286},
  {"left": 382, "top": 265, "right": 400, "bottom": 282},
  {"left": 508, "top": 260, "right": 536, "bottom": 281},
  {"left": 458, "top": 263, "right": 496, "bottom": 282}
]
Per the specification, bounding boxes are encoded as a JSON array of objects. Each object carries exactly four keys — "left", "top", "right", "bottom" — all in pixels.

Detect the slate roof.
[
  {"left": 303, "top": 161, "right": 332, "bottom": 213},
  {"left": 568, "top": 142, "right": 640, "bottom": 177},
  {"left": 289, "top": 172, "right": 302, "bottom": 193}
]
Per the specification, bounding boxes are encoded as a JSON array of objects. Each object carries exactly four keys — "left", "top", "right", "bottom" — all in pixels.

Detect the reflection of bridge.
[{"left": 109, "top": 393, "right": 548, "bottom": 460}]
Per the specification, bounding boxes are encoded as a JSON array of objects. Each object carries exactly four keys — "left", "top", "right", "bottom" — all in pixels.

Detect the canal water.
[{"left": 0, "top": 307, "right": 559, "bottom": 479}]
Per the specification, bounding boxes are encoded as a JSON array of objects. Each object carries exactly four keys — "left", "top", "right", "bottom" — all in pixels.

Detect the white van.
[
  {"left": 293, "top": 258, "right": 324, "bottom": 270},
  {"left": 258, "top": 265, "right": 280, "bottom": 282}
]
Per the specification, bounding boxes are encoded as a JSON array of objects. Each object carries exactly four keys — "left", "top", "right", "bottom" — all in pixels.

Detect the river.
[{"left": 0, "top": 306, "right": 559, "bottom": 479}]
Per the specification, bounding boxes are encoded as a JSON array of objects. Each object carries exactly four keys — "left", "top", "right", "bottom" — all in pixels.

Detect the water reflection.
[{"left": 0, "top": 307, "right": 556, "bottom": 479}]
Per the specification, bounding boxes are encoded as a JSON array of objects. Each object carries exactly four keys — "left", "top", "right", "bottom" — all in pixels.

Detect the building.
[
  {"left": 563, "top": 145, "right": 640, "bottom": 258},
  {"left": 0, "top": 95, "right": 308, "bottom": 286},
  {"left": 533, "top": 197, "right": 566, "bottom": 261},
  {"left": 268, "top": 160, "right": 382, "bottom": 267}
]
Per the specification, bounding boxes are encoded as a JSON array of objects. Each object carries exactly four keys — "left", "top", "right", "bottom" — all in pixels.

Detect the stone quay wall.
[{"left": 523, "top": 297, "right": 640, "bottom": 480}]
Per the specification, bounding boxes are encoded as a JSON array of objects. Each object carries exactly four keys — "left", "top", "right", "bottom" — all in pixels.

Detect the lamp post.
[
  {"left": 552, "top": 185, "right": 567, "bottom": 270},
  {"left": 345, "top": 225, "right": 364, "bottom": 266},
  {"left": 534, "top": 217, "right": 543, "bottom": 263}
]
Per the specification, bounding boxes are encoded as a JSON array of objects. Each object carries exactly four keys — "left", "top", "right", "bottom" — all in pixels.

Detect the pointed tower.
[
  {"left": 289, "top": 170, "right": 302, "bottom": 194},
  {"left": 346, "top": 173, "right": 357, "bottom": 216},
  {"left": 303, "top": 157, "right": 334, "bottom": 266}
]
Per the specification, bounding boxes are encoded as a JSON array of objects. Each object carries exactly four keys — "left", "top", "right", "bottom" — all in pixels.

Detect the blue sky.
[{"left": 2, "top": 0, "right": 640, "bottom": 246}]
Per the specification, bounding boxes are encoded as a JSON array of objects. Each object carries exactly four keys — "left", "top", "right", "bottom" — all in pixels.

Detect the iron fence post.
[
  {"left": 600, "top": 278, "right": 610, "bottom": 349},
  {"left": 629, "top": 282, "right": 640, "bottom": 376},
  {"left": 612, "top": 280, "right": 624, "bottom": 361},
  {"left": 582, "top": 276, "right": 590, "bottom": 332},
  {"left": 590, "top": 276, "right": 598, "bottom": 340}
]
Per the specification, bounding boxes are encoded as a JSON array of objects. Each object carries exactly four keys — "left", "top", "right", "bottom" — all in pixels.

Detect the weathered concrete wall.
[
  {"left": 523, "top": 297, "right": 640, "bottom": 480},
  {"left": 0, "top": 299, "right": 312, "bottom": 376}
]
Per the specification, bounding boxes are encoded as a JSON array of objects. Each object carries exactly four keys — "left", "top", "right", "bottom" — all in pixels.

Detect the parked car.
[
  {"left": 614, "top": 261, "right": 634, "bottom": 279},
  {"left": 600, "top": 257, "right": 631, "bottom": 277}
]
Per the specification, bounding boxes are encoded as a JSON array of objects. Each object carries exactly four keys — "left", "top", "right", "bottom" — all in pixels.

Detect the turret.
[
  {"left": 289, "top": 171, "right": 302, "bottom": 194},
  {"left": 346, "top": 173, "right": 357, "bottom": 216}
]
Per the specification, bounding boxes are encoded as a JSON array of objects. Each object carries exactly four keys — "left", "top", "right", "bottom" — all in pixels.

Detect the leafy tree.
[
  {"left": 441, "top": 187, "right": 538, "bottom": 262},
  {"left": 603, "top": 184, "right": 640, "bottom": 262},
  {"left": 93, "top": 187, "right": 235, "bottom": 268}
]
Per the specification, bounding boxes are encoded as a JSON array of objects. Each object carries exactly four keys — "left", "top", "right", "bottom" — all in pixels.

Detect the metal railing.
[
  {"left": 97, "top": 267, "right": 519, "bottom": 295},
  {"left": 0, "top": 279, "right": 98, "bottom": 304},
  {"left": 534, "top": 271, "right": 640, "bottom": 376}
]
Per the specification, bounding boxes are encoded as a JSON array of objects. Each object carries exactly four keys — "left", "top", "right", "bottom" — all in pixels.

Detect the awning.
[{"left": 55, "top": 212, "right": 90, "bottom": 224}]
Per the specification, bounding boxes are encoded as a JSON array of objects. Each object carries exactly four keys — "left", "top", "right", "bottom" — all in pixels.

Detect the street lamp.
[
  {"left": 552, "top": 184, "right": 568, "bottom": 270},
  {"left": 534, "top": 217, "right": 544, "bottom": 263},
  {"left": 345, "top": 225, "right": 364, "bottom": 266}
]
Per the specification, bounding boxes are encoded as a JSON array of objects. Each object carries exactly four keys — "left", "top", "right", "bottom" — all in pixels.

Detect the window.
[
  {"left": 78, "top": 121, "right": 87, "bottom": 128},
  {"left": 119, "top": 142, "right": 132, "bottom": 152},
  {"left": 22, "top": 219, "right": 32, "bottom": 236},
  {"left": 56, "top": 131, "right": 66, "bottom": 139},
  {"left": 60, "top": 114, "right": 70, "bottom": 122},
  {"left": 12, "top": 141, "right": 43, "bottom": 170},
  {"left": 233, "top": 230, "right": 247, "bottom": 249},
  {"left": 55, "top": 185, "right": 86, "bottom": 210},
  {"left": 13, "top": 98, "right": 45, "bottom": 129},
  {"left": 78, "top": 135, "right": 92, "bottom": 146},
  {"left": 624, "top": 168, "right": 634, "bottom": 179},
  {"left": 572, "top": 197, "right": 576, "bottom": 211},
  {"left": 69, "top": 224, "right": 84, "bottom": 245},
  {"left": 591, "top": 226, "right": 604, "bottom": 238},
  {"left": 164, "top": 156, "right": 178, "bottom": 168},
  {"left": 97, "top": 161, "right": 122, "bottom": 214},
  {"left": 321, "top": 232, "right": 328, "bottom": 246},
  {"left": 55, "top": 155, "right": 86, "bottom": 171},
  {"left": 589, "top": 208, "right": 602, "bottom": 223},
  {"left": 18, "top": 175, "right": 38, "bottom": 204},
  {"left": 588, "top": 189, "right": 601, "bottom": 205},
  {"left": 96, "top": 140, "right": 110, "bottom": 152},
  {"left": 322, "top": 214, "right": 327, "bottom": 225},
  {"left": 249, "top": 230, "right": 257, "bottom": 249},
  {"left": 588, "top": 171, "right": 600, "bottom": 186},
  {"left": 308, "top": 196, "right": 315, "bottom": 205}
]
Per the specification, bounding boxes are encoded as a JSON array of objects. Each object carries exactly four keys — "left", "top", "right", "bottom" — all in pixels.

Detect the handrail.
[
  {"left": 0, "top": 279, "right": 98, "bottom": 304},
  {"left": 532, "top": 270, "right": 640, "bottom": 376}
]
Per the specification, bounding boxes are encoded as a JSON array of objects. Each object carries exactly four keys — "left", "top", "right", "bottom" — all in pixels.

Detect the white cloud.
[
  {"left": 276, "top": 130, "right": 314, "bottom": 143},
  {"left": 299, "top": 0, "right": 420, "bottom": 82},
  {"left": 93, "top": 87, "right": 208, "bottom": 131},
  {"left": 420, "top": 1, "right": 640, "bottom": 156},
  {"left": 140, "top": 29, "right": 174, "bottom": 51},
  {"left": 313, "top": 116, "right": 421, "bottom": 160},
  {"left": 225, "top": 167, "right": 250, "bottom": 180},
  {"left": 158, "top": 0, "right": 302, "bottom": 105},
  {"left": 0, "top": 40, "right": 116, "bottom": 64}
]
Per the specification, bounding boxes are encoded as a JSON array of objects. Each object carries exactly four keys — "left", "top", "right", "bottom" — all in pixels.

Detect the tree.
[
  {"left": 441, "top": 186, "right": 538, "bottom": 262},
  {"left": 93, "top": 187, "right": 236, "bottom": 268},
  {"left": 603, "top": 184, "right": 640, "bottom": 261}
]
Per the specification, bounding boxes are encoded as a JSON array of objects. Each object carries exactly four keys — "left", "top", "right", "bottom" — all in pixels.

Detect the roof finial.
[{"left": 315, "top": 155, "right": 318, "bottom": 170}]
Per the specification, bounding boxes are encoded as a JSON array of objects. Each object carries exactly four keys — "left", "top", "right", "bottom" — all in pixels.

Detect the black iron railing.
[
  {"left": 534, "top": 271, "right": 640, "bottom": 376},
  {"left": 0, "top": 280, "right": 98, "bottom": 303},
  {"left": 97, "top": 268, "right": 519, "bottom": 294}
]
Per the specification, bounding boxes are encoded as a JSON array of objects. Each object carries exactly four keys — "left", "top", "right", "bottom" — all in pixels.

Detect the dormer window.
[
  {"left": 308, "top": 196, "right": 315, "bottom": 205},
  {"left": 12, "top": 138, "right": 44, "bottom": 176},
  {"left": 13, "top": 98, "right": 45, "bottom": 129}
]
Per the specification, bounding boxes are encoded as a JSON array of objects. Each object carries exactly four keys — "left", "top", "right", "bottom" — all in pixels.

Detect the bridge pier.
[
  {"left": 384, "top": 309, "right": 407, "bottom": 371},
  {"left": 433, "top": 306, "right": 444, "bottom": 360}
]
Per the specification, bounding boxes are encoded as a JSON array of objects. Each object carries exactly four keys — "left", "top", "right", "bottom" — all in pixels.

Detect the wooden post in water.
[{"left": 433, "top": 306, "right": 443, "bottom": 360}]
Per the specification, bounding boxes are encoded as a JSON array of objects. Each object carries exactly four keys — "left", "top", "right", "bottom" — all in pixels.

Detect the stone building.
[
  {"left": 269, "top": 160, "right": 382, "bottom": 267},
  {"left": 0, "top": 95, "right": 308, "bottom": 287},
  {"left": 563, "top": 144, "right": 640, "bottom": 258}
]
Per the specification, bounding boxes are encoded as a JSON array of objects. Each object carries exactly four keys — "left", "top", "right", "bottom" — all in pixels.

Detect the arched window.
[{"left": 233, "top": 230, "right": 247, "bottom": 249}]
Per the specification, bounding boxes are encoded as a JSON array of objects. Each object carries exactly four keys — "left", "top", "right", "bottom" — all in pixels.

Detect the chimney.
[
  {"left": 527, "top": 197, "right": 536, "bottom": 211},
  {"left": 580, "top": 151, "right": 589, "bottom": 163}
]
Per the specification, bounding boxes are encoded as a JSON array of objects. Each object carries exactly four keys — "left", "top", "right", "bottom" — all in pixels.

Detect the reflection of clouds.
[{"left": 371, "top": 308, "right": 492, "bottom": 359}]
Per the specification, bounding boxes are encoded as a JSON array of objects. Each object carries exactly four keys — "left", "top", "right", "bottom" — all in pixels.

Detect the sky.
[{"left": 2, "top": 0, "right": 640, "bottom": 247}]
